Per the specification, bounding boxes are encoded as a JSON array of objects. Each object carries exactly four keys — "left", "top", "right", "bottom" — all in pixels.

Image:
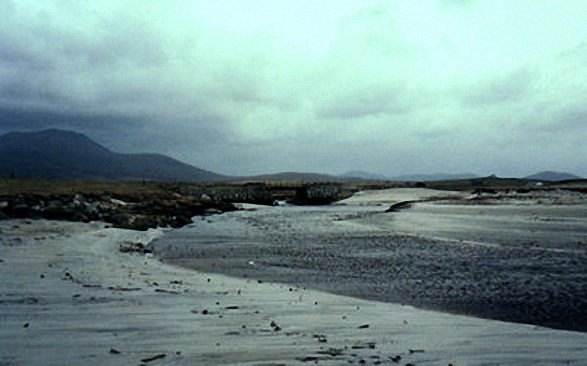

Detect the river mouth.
[{"left": 151, "top": 188, "right": 587, "bottom": 332}]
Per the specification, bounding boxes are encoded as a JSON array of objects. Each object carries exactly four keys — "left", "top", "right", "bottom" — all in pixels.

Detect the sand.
[
  {"left": 1, "top": 188, "right": 587, "bottom": 365},
  {"left": 156, "top": 188, "right": 587, "bottom": 332}
]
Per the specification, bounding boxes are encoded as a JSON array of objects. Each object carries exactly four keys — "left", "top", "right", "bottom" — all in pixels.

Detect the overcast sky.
[{"left": 1, "top": 0, "right": 586, "bottom": 177}]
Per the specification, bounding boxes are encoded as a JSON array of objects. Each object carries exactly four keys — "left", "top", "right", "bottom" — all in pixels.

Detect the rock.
[
  {"left": 0, "top": 189, "right": 236, "bottom": 231},
  {"left": 72, "top": 193, "right": 86, "bottom": 207},
  {"left": 170, "top": 215, "right": 193, "bottom": 228},
  {"left": 110, "top": 198, "right": 128, "bottom": 206},
  {"left": 200, "top": 194, "right": 213, "bottom": 203},
  {"left": 141, "top": 353, "right": 166, "bottom": 363},
  {"left": 46, "top": 200, "right": 64, "bottom": 210},
  {"left": 70, "top": 211, "right": 89, "bottom": 222},
  {"left": 314, "top": 334, "right": 327, "bottom": 343},
  {"left": 105, "top": 213, "right": 133, "bottom": 226},
  {"left": 118, "top": 242, "right": 152, "bottom": 254},
  {"left": 297, "top": 356, "right": 318, "bottom": 362},
  {"left": 385, "top": 201, "right": 414, "bottom": 213},
  {"left": 351, "top": 341, "right": 376, "bottom": 349},
  {"left": 43, "top": 200, "right": 74, "bottom": 220},
  {"left": 293, "top": 184, "right": 352, "bottom": 205},
  {"left": 12, "top": 203, "right": 30, "bottom": 212},
  {"left": 82, "top": 202, "right": 101, "bottom": 217}
]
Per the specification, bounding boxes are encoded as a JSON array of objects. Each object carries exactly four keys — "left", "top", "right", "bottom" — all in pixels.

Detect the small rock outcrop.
[
  {"left": 178, "top": 183, "right": 275, "bottom": 206},
  {"left": 0, "top": 192, "right": 237, "bottom": 230}
]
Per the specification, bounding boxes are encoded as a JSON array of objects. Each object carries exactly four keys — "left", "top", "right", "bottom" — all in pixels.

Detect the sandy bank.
[{"left": 1, "top": 216, "right": 586, "bottom": 365}]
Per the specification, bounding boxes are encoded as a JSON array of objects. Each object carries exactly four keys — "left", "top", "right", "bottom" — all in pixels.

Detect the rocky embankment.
[
  {"left": 177, "top": 182, "right": 355, "bottom": 206},
  {"left": 0, "top": 192, "right": 237, "bottom": 230},
  {"left": 0, "top": 180, "right": 360, "bottom": 230}
]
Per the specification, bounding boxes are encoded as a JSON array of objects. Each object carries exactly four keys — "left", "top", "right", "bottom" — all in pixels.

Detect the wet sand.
[
  {"left": 1, "top": 188, "right": 587, "bottom": 365},
  {"left": 155, "top": 188, "right": 587, "bottom": 332}
]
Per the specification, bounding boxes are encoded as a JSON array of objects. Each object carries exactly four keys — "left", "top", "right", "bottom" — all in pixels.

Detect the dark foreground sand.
[
  {"left": 1, "top": 188, "right": 587, "bottom": 365},
  {"left": 155, "top": 188, "right": 587, "bottom": 332}
]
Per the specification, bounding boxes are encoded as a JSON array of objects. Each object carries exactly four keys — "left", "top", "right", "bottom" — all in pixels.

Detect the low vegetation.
[{"left": 2, "top": 176, "right": 585, "bottom": 230}]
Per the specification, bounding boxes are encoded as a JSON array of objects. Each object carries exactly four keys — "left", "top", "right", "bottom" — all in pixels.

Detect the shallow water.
[{"left": 152, "top": 192, "right": 587, "bottom": 332}]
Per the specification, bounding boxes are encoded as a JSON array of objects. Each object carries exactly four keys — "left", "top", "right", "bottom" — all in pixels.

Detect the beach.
[
  {"left": 1, "top": 188, "right": 587, "bottom": 365},
  {"left": 156, "top": 188, "right": 587, "bottom": 332}
]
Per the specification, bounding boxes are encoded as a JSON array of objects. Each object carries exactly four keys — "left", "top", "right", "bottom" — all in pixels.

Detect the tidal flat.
[{"left": 155, "top": 188, "right": 587, "bottom": 332}]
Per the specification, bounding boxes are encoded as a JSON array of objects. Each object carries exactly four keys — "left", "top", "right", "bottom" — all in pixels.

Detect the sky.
[{"left": 1, "top": 0, "right": 586, "bottom": 178}]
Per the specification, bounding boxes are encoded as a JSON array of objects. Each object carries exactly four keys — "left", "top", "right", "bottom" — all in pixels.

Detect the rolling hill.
[
  {"left": 391, "top": 172, "right": 481, "bottom": 182},
  {"left": 524, "top": 171, "right": 582, "bottom": 181}
]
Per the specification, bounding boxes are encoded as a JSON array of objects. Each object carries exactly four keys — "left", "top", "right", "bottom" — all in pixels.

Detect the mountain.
[
  {"left": 391, "top": 172, "right": 481, "bottom": 182},
  {"left": 524, "top": 171, "right": 582, "bottom": 181},
  {"left": 339, "top": 170, "right": 390, "bottom": 181},
  {"left": 0, "top": 129, "right": 226, "bottom": 182}
]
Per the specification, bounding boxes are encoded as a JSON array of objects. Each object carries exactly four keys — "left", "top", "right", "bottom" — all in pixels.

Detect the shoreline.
[{"left": 2, "top": 192, "right": 587, "bottom": 364}]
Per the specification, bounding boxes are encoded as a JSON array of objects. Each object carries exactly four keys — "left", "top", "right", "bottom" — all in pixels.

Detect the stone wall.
[{"left": 292, "top": 184, "right": 353, "bottom": 205}]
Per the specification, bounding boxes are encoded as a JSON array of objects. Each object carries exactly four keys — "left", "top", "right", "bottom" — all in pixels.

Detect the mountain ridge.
[
  {"left": 2, "top": 129, "right": 583, "bottom": 183},
  {"left": 0, "top": 129, "right": 226, "bottom": 182}
]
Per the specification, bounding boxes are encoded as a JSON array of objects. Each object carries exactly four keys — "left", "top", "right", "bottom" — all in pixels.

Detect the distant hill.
[
  {"left": 238, "top": 171, "right": 348, "bottom": 183},
  {"left": 391, "top": 173, "right": 481, "bottom": 182},
  {"left": 339, "top": 170, "right": 390, "bottom": 181},
  {"left": 0, "top": 129, "right": 226, "bottom": 182},
  {"left": 524, "top": 171, "right": 582, "bottom": 181}
]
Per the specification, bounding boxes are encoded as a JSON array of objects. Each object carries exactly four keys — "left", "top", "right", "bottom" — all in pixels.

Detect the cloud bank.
[{"left": 1, "top": 0, "right": 586, "bottom": 177}]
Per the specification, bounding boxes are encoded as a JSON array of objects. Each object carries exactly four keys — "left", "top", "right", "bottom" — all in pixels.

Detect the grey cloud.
[
  {"left": 459, "top": 68, "right": 538, "bottom": 107},
  {"left": 537, "top": 106, "right": 587, "bottom": 133},
  {"left": 0, "top": 38, "right": 57, "bottom": 73},
  {"left": 0, "top": 2, "right": 175, "bottom": 116},
  {"left": 0, "top": 3, "right": 170, "bottom": 70},
  {"left": 0, "top": 107, "right": 144, "bottom": 134},
  {"left": 0, "top": 81, "right": 56, "bottom": 106},
  {"left": 61, "top": 18, "right": 170, "bottom": 69},
  {"left": 316, "top": 84, "right": 412, "bottom": 120}
]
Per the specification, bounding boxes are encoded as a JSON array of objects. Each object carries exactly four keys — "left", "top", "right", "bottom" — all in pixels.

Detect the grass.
[
  {"left": 0, "top": 178, "right": 165, "bottom": 196},
  {"left": 3, "top": 176, "right": 583, "bottom": 198}
]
